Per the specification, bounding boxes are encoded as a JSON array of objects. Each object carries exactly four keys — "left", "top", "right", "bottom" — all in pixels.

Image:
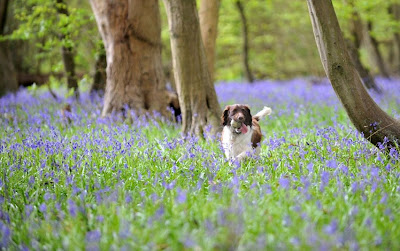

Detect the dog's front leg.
[{"left": 235, "top": 151, "right": 251, "bottom": 162}]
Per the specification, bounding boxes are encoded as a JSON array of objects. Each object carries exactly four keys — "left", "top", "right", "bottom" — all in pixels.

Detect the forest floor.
[{"left": 1, "top": 77, "right": 400, "bottom": 249}]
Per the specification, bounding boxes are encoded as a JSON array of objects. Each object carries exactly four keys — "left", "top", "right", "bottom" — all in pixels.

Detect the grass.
[{"left": 1, "top": 78, "right": 400, "bottom": 250}]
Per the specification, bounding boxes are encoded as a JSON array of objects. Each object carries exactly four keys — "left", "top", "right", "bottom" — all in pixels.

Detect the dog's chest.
[{"left": 222, "top": 126, "right": 253, "bottom": 158}]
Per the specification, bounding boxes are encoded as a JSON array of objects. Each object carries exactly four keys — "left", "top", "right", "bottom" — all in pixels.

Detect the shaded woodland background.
[{"left": 1, "top": 0, "right": 399, "bottom": 95}]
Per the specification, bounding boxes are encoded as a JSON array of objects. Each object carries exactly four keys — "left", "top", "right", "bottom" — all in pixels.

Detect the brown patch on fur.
[
  {"left": 61, "top": 104, "right": 72, "bottom": 124},
  {"left": 221, "top": 105, "right": 230, "bottom": 126},
  {"left": 251, "top": 118, "right": 262, "bottom": 148},
  {"left": 221, "top": 104, "right": 252, "bottom": 126},
  {"left": 221, "top": 104, "right": 262, "bottom": 149}
]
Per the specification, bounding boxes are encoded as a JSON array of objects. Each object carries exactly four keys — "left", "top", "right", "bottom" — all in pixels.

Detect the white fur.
[
  {"left": 222, "top": 125, "right": 260, "bottom": 162},
  {"left": 222, "top": 106, "right": 272, "bottom": 162},
  {"left": 254, "top": 106, "right": 272, "bottom": 119}
]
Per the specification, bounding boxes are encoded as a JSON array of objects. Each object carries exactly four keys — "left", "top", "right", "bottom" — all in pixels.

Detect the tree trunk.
[
  {"left": 366, "top": 21, "right": 391, "bottom": 78},
  {"left": 90, "top": 0, "right": 171, "bottom": 118},
  {"left": 90, "top": 42, "right": 107, "bottom": 94},
  {"left": 346, "top": 6, "right": 381, "bottom": 92},
  {"left": 0, "top": 0, "right": 18, "bottom": 97},
  {"left": 307, "top": 0, "right": 400, "bottom": 150},
  {"left": 56, "top": 0, "right": 79, "bottom": 97},
  {"left": 345, "top": 39, "right": 381, "bottom": 93},
  {"left": 389, "top": 4, "right": 400, "bottom": 75},
  {"left": 235, "top": 0, "right": 254, "bottom": 83},
  {"left": 199, "top": 0, "right": 220, "bottom": 82},
  {"left": 163, "top": 0, "right": 222, "bottom": 137}
]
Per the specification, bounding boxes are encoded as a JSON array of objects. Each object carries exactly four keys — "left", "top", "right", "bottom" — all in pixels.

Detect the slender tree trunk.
[
  {"left": 199, "top": 0, "right": 220, "bottom": 82},
  {"left": 346, "top": 6, "right": 381, "bottom": 92},
  {"left": 0, "top": 0, "right": 18, "bottom": 97},
  {"left": 345, "top": 39, "right": 381, "bottom": 93},
  {"left": 307, "top": 0, "right": 400, "bottom": 150},
  {"left": 90, "top": 0, "right": 171, "bottom": 118},
  {"left": 90, "top": 42, "right": 107, "bottom": 94},
  {"left": 389, "top": 4, "right": 400, "bottom": 75},
  {"left": 56, "top": 0, "right": 79, "bottom": 97},
  {"left": 235, "top": 0, "right": 254, "bottom": 83},
  {"left": 366, "top": 21, "right": 391, "bottom": 78},
  {"left": 163, "top": 0, "right": 222, "bottom": 137}
]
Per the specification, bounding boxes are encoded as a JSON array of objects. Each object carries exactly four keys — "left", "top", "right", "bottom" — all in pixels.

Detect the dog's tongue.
[{"left": 240, "top": 124, "right": 248, "bottom": 134}]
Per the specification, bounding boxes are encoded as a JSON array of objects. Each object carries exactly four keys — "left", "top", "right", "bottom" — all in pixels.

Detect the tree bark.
[
  {"left": 235, "top": 0, "right": 254, "bottom": 83},
  {"left": 199, "top": 0, "right": 220, "bottom": 82},
  {"left": 345, "top": 38, "right": 381, "bottom": 93},
  {"left": 163, "top": 0, "right": 222, "bottom": 137},
  {"left": 56, "top": 0, "right": 79, "bottom": 97},
  {"left": 389, "top": 4, "right": 400, "bottom": 75},
  {"left": 346, "top": 6, "right": 381, "bottom": 92},
  {"left": 90, "top": 42, "right": 107, "bottom": 94},
  {"left": 366, "top": 21, "right": 391, "bottom": 78},
  {"left": 90, "top": 0, "right": 171, "bottom": 118},
  {"left": 307, "top": 0, "right": 400, "bottom": 150},
  {"left": 0, "top": 0, "right": 18, "bottom": 97}
]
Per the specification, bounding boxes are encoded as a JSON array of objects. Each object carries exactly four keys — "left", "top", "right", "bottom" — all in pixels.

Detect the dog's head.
[{"left": 221, "top": 104, "right": 252, "bottom": 134}]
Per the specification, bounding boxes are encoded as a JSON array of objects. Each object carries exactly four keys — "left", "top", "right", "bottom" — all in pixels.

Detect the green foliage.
[
  {"left": 2, "top": 0, "right": 400, "bottom": 83},
  {"left": 3, "top": 0, "right": 98, "bottom": 75}
]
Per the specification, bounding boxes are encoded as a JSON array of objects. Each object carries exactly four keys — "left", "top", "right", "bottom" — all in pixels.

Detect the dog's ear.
[
  {"left": 243, "top": 105, "right": 252, "bottom": 126},
  {"left": 221, "top": 105, "right": 230, "bottom": 126}
]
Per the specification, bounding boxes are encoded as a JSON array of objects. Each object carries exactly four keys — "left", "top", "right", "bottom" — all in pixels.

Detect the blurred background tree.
[
  {"left": 1, "top": 0, "right": 98, "bottom": 96},
  {"left": 1, "top": 0, "right": 399, "bottom": 97}
]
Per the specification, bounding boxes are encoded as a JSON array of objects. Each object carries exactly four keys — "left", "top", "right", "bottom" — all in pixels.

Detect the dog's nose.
[{"left": 238, "top": 115, "right": 244, "bottom": 121}]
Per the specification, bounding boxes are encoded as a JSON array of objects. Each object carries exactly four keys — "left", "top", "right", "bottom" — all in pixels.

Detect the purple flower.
[
  {"left": 39, "top": 203, "right": 47, "bottom": 214},
  {"left": 307, "top": 162, "right": 314, "bottom": 173},
  {"left": 320, "top": 171, "right": 330, "bottom": 192},
  {"left": 340, "top": 165, "right": 349, "bottom": 175},
  {"left": 125, "top": 194, "right": 133, "bottom": 203},
  {"left": 282, "top": 214, "right": 292, "bottom": 227},
  {"left": 155, "top": 205, "right": 165, "bottom": 219},
  {"left": 351, "top": 181, "right": 358, "bottom": 193},
  {"left": 326, "top": 159, "right": 337, "bottom": 169},
  {"left": 324, "top": 219, "right": 338, "bottom": 235},
  {"left": 29, "top": 176, "right": 35, "bottom": 185},
  {"left": 119, "top": 223, "right": 131, "bottom": 239},
  {"left": 86, "top": 229, "right": 101, "bottom": 243},
  {"left": 68, "top": 199, "right": 78, "bottom": 217},
  {"left": 380, "top": 193, "right": 387, "bottom": 204},
  {"left": 182, "top": 236, "right": 196, "bottom": 248},
  {"left": 96, "top": 215, "right": 104, "bottom": 222},
  {"left": 279, "top": 176, "right": 290, "bottom": 189},
  {"left": 25, "top": 204, "right": 33, "bottom": 218},
  {"left": 176, "top": 189, "right": 187, "bottom": 204},
  {"left": 0, "top": 222, "right": 11, "bottom": 248}
]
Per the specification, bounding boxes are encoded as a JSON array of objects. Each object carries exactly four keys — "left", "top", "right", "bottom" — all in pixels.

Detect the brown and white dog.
[{"left": 221, "top": 104, "right": 272, "bottom": 162}]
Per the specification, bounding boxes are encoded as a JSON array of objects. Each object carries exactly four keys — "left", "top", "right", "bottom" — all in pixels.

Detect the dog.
[{"left": 221, "top": 104, "right": 272, "bottom": 162}]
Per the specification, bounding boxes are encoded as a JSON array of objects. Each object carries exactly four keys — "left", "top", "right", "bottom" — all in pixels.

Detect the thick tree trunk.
[
  {"left": 90, "top": 43, "right": 106, "bottom": 94},
  {"left": 307, "top": 0, "right": 400, "bottom": 150},
  {"left": 199, "top": 0, "right": 220, "bottom": 82},
  {"left": 90, "top": 0, "right": 171, "bottom": 118},
  {"left": 56, "top": 0, "right": 79, "bottom": 97},
  {"left": 366, "top": 21, "right": 391, "bottom": 78},
  {"left": 0, "top": 0, "right": 18, "bottom": 97},
  {"left": 235, "top": 0, "right": 254, "bottom": 83},
  {"left": 0, "top": 44, "right": 18, "bottom": 96},
  {"left": 0, "top": 0, "right": 8, "bottom": 32},
  {"left": 163, "top": 0, "right": 222, "bottom": 137}
]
